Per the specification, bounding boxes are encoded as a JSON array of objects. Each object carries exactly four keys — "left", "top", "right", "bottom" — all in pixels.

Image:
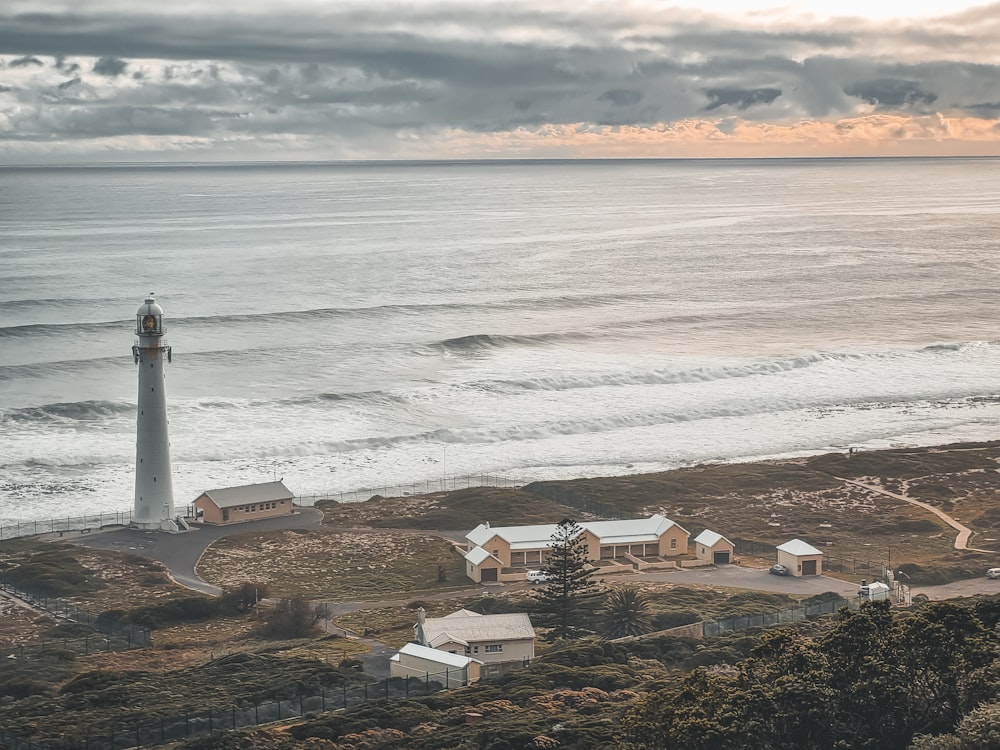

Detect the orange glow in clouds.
[{"left": 435, "top": 114, "right": 1000, "bottom": 159}]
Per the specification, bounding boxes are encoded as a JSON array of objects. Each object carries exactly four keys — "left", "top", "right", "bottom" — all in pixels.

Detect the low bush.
[
  {"left": 123, "top": 596, "right": 224, "bottom": 628},
  {"left": 2, "top": 547, "right": 100, "bottom": 597}
]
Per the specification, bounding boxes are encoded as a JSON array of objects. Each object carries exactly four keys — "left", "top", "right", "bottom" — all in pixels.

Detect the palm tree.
[{"left": 602, "top": 587, "right": 653, "bottom": 640}]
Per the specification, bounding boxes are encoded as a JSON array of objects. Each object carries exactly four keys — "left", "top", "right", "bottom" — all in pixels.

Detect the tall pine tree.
[{"left": 534, "top": 518, "right": 602, "bottom": 640}]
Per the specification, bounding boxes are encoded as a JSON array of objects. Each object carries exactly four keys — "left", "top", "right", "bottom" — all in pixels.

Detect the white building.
[
  {"left": 415, "top": 608, "right": 535, "bottom": 676},
  {"left": 776, "top": 538, "right": 824, "bottom": 577},
  {"left": 389, "top": 642, "right": 481, "bottom": 688}
]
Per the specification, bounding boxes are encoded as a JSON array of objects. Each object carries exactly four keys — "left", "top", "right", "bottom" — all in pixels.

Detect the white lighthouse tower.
[{"left": 132, "top": 294, "right": 177, "bottom": 531}]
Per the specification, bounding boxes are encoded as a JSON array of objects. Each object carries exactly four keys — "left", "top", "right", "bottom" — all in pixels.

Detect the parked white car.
[
  {"left": 526, "top": 570, "right": 552, "bottom": 583},
  {"left": 986, "top": 568, "right": 1000, "bottom": 579}
]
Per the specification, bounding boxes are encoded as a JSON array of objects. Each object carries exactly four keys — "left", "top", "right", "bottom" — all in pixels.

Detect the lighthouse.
[{"left": 132, "top": 294, "right": 177, "bottom": 531}]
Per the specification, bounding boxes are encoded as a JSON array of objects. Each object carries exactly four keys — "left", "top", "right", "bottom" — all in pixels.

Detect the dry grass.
[
  {"left": 0, "top": 596, "right": 48, "bottom": 648},
  {"left": 318, "top": 486, "right": 591, "bottom": 529},
  {"left": 196, "top": 529, "right": 469, "bottom": 599}
]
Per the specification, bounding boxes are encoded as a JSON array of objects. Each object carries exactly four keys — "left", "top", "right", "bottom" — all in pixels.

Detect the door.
[
  {"left": 801, "top": 559, "right": 817, "bottom": 576},
  {"left": 713, "top": 551, "right": 730, "bottom": 564},
  {"left": 481, "top": 568, "right": 498, "bottom": 582}
]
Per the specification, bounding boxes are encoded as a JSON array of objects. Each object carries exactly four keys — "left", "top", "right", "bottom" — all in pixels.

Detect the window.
[
  {"left": 484, "top": 644, "right": 503, "bottom": 653},
  {"left": 670, "top": 538, "right": 677, "bottom": 550},
  {"left": 473, "top": 646, "right": 479, "bottom": 653}
]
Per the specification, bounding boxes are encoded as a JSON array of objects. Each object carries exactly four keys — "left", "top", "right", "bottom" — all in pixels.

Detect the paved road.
[
  {"left": 639, "top": 564, "right": 861, "bottom": 598},
  {"left": 67, "top": 508, "right": 323, "bottom": 595}
]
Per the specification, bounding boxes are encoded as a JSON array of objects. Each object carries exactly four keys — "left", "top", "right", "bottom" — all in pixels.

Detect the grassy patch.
[
  {"left": 197, "top": 530, "right": 470, "bottom": 600},
  {"left": 318, "top": 487, "right": 586, "bottom": 529},
  {"left": 0, "top": 544, "right": 102, "bottom": 598}
]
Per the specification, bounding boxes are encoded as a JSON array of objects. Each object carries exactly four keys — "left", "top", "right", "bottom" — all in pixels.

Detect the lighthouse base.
[{"left": 131, "top": 517, "right": 190, "bottom": 533}]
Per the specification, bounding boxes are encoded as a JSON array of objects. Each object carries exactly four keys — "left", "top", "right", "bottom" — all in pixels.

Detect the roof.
[
  {"left": 419, "top": 611, "right": 534, "bottom": 645},
  {"left": 464, "top": 547, "right": 496, "bottom": 566},
  {"left": 694, "top": 530, "right": 732, "bottom": 547},
  {"left": 391, "top": 642, "right": 478, "bottom": 669},
  {"left": 776, "top": 538, "right": 824, "bottom": 556},
  {"left": 466, "top": 514, "right": 685, "bottom": 550},
  {"left": 197, "top": 481, "right": 294, "bottom": 509}
]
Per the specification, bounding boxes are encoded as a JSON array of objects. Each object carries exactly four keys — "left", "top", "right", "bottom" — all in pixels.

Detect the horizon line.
[{"left": 2, "top": 154, "right": 999, "bottom": 170}]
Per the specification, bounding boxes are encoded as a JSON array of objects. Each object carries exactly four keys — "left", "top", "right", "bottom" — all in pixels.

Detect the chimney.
[{"left": 417, "top": 607, "right": 426, "bottom": 625}]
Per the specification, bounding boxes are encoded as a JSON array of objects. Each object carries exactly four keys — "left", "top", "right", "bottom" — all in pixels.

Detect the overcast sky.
[{"left": 2, "top": 0, "right": 1000, "bottom": 162}]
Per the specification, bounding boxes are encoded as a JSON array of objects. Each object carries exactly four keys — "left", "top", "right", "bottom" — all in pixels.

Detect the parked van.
[{"left": 526, "top": 570, "right": 551, "bottom": 583}]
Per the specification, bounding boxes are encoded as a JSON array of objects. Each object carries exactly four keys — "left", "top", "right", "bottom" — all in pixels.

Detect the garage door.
[
  {"left": 481, "top": 568, "right": 498, "bottom": 582},
  {"left": 801, "top": 559, "right": 817, "bottom": 576},
  {"left": 713, "top": 551, "right": 730, "bottom": 564}
]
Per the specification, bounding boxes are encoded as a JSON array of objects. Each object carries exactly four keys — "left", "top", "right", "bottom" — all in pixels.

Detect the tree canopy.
[
  {"left": 533, "top": 518, "right": 602, "bottom": 640},
  {"left": 620, "top": 600, "right": 1000, "bottom": 750}
]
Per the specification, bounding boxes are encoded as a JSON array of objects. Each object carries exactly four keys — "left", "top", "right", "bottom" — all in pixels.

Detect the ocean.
[{"left": 2, "top": 157, "right": 1000, "bottom": 526}]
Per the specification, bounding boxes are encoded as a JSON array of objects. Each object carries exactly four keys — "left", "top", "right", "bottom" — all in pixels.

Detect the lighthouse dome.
[
  {"left": 136, "top": 294, "right": 165, "bottom": 336},
  {"left": 136, "top": 295, "right": 164, "bottom": 318}
]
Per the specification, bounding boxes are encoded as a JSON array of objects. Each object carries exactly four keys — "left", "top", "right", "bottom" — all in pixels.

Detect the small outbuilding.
[
  {"left": 192, "top": 480, "right": 295, "bottom": 524},
  {"left": 694, "top": 529, "right": 735, "bottom": 564},
  {"left": 389, "top": 642, "right": 481, "bottom": 688},
  {"left": 859, "top": 581, "right": 892, "bottom": 602},
  {"left": 776, "top": 538, "right": 824, "bottom": 576}
]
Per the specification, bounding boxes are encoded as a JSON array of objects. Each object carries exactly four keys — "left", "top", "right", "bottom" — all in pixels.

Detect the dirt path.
[{"left": 838, "top": 478, "right": 992, "bottom": 553}]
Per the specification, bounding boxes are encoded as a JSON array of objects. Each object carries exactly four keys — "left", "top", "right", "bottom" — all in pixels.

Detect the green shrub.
[
  {"left": 119, "top": 596, "right": 224, "bottom": 628},
  {"left": 60, "top": 669, "right": 123, "bottom": 694},
  {"left": 0, "top": 678, "right": 52, "bottom": 699},
  {"left": 652, "top": 610, "right": 702, "bottom": 630}
]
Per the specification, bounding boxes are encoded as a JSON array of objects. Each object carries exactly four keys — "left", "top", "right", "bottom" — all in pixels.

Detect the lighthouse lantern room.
[{"left": 132, "top": 293, "right": 178, "bottom": 531}]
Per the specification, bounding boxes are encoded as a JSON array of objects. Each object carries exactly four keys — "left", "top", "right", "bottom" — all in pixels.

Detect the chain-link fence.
[
  {"left": 3, "top": 671, "right": 462, "bottom": 749},
  {"left": 0, "top": 511, "right": 135, "bottom": 541},
  {"left": 703, "top": 595, "right": 862, "bottom": 637},
  {"left": 0, "top": 581, "right": 151, "bottom": 654},
  {"left": 732, "top": 539, "right": 888, "bottom": 579}
]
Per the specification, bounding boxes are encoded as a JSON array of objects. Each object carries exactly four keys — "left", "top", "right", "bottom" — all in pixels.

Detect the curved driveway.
[
  {"left": 70, "top": 508, "right": 324, "bottom": 595},
  {"left": 68, "top": 513, "right": 1000, "bottom": 606}
]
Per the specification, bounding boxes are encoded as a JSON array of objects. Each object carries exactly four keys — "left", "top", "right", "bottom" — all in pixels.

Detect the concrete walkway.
[
  {"left": 68, "top": 508, "right": 324, "bottom": 595},
  {"left": 838, "top": 478, "right": 992, "bottom": 553}
]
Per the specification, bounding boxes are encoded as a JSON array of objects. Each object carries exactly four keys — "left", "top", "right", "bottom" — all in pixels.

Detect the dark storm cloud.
[
  {"left": 92, "top": 56, "right": 127, "bottom": 76},
  {"left": 9, "top": 54, "right": 44, "bottom": 67},
  {"left": 704, "top": 87, "right": 782, "bottom": 111},
  {"left": 844, "top": 79, "right": 937, "bottom": 109},
  {"left": 1, "top": 3, "right": 1000, "bottom": 151},
  {"left": 598, "top": 89, "right": 643, "bottom": 107}
]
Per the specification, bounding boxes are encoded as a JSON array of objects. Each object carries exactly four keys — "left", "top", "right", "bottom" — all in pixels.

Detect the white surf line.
[{"left": 838, "top": 478, "right": 993, "bottom": 553}]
